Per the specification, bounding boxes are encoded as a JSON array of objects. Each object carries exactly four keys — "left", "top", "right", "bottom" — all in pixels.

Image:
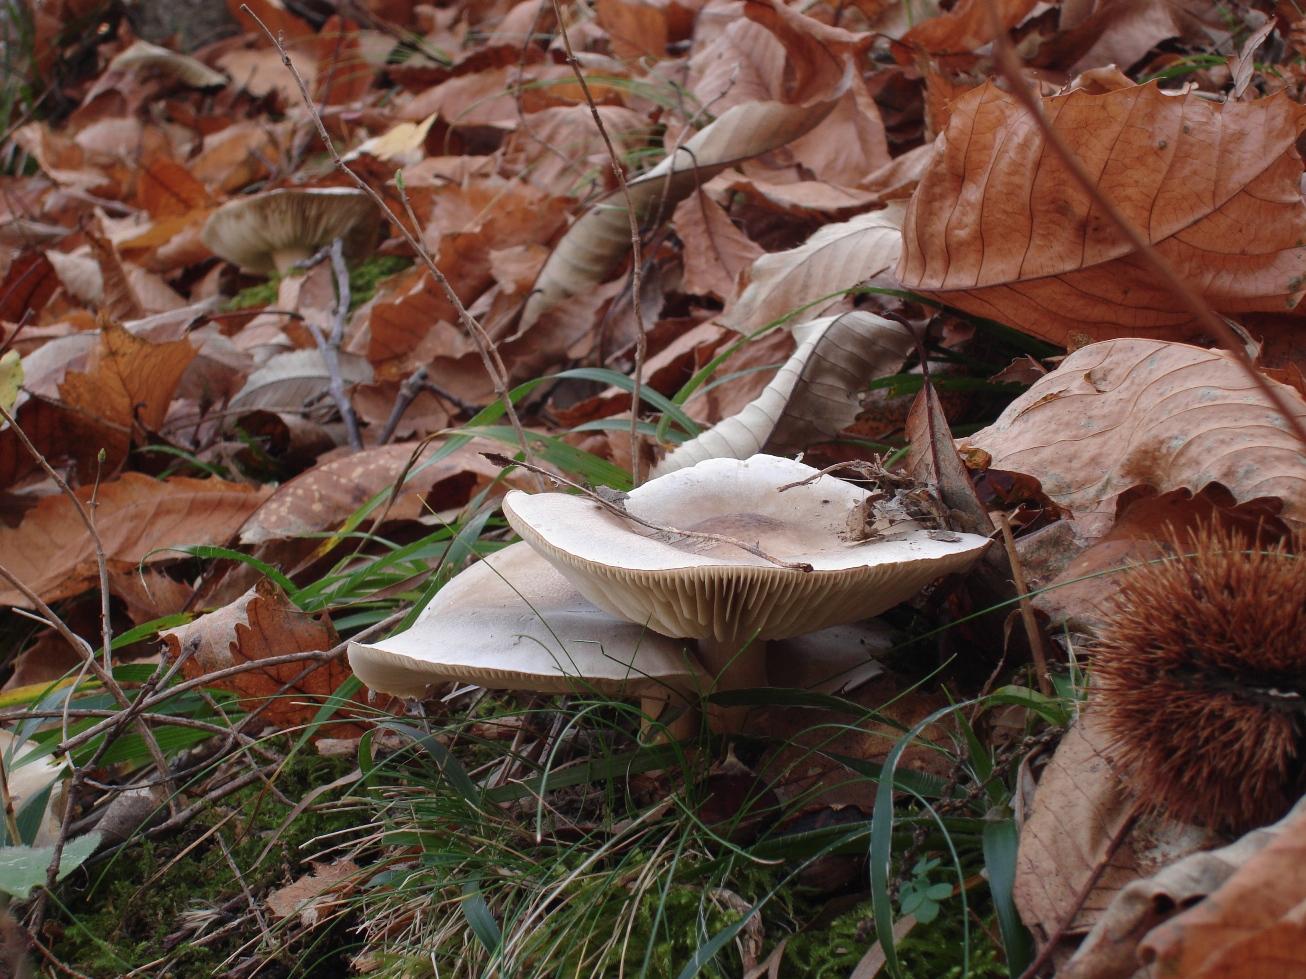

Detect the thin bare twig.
[
  {"left": 484, "top": 452, "right": 815, "bottom": 571},
  {"left": 377, "top": 366, "right": 428, "bottom": 445},
  {"left": 241, "top": 5, "right": 540, "bottom": 484},
  {"left": 550, "top": 0, "right": 649, "bottom": 486},
  {"left": 302, "top": 237, "right": 363, "bottom": 450},
  {"left": 996, "top": 511, "right": 1052, "bottom": 696},
  {"left": 983, "top": 0, "right": 1306, "bottom": 451}
]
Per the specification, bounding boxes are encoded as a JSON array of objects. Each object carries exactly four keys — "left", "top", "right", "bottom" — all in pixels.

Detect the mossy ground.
[
  {"left": 51, "top": 750, "right": 358, "bottom": 978},
  {"left": 220, "top": 254, "right": 412, "bottom": 313}
]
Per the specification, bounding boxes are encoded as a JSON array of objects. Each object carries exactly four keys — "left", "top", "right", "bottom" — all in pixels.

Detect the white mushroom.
[
  {"left": 201, "top": 187, "right": 378, "bottom": 275},
  {"left": 502, "top": 454, "right": 990, "bottom": 725},
  {"left": 347, "top": 542, "right": 706, "bottom": 735},
  {"left": 108, "top": 40, "right": 228, "bottom": 89}
]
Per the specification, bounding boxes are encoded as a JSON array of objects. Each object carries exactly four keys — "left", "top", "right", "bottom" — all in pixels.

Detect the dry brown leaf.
[
  {"left": 899, "top": 0, "right": 1040, "bottom": 54},
  {"left": 1036, "top": 0, "right": 1222, "bottom": 76},
  {"left": 962, "top": 339, "right": 1306, "bottom": 537},
  {"left": 0, "top": 473, "right": 268, "bottom": 607},
  {"left": 897, "top": 83, "right": 1306, "bottom": 345},
  {"left": 654, "top": 311, "right": 915, "bottom": 474},
  {"left": 161, "top": 577, "right": 348, "bottom": 731},
  {"left": 266, "top": 858, "right": 360, "bottom": 926},
  {"left": 58, "top": 323, "right": 197, "bottom": 474},
  {"left": 1061, "top": 796, "right": 1306, "bottom": 979},
  {"left": 1014, "top": 716, "right": 1215, "bottom": 948},
  {"left": 724, "top": 202, "right": 903, "bottom": 333},
  {"left": 238, "top": 443, "right": 509, "bottom": 545},
  {"left": 1137, "top": 799, "right": 1306, "bottom": 978},
  {"left": 672, "top": 191, "right": 764, "bottom": 301}
]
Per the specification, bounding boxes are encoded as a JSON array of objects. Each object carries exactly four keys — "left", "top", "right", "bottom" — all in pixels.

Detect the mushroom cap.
[
  {"left": 347, "top": 542, "right": 705, "bottom": 699},
  {"left": 201, "top": 188, "right": 378, "bottom": 274},
  {"left": 502, "top": 454, "right": 991, "bottom": 645},
  {"left": 109, "top": 40, "right": 228, "bottom": 88}
]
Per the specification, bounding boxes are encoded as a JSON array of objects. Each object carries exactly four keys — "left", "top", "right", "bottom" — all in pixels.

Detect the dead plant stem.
[
  {"left": 996, "top": 512, "right": 1052, "bottom": 696},
  {"left": 302, "top": 237, "right": 363, "bottom": 451}
]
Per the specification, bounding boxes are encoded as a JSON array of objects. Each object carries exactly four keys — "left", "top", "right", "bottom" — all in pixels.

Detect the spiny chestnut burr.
[{"left": 1091, "top": 524, "right": 1305, "bottom": 833}]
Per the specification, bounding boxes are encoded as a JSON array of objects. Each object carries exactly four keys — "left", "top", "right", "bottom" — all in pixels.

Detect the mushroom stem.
[
  {"left": 272, "top": 246, "right": 313, "bottom": 274},
  {"left": 696, "top": 636, "right": 769, "bottom": 734},
  {"left": 640, "top": 693, "right": 698, "bottom": 742}
]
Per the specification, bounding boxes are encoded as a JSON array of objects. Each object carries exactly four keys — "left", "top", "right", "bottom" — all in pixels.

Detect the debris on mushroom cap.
[
  {"left": 201, "top": 188, "right": 378, "bottom": 274},
  {"left": 502, "top": 454, "right": 991, "bottom": 645},
  {"left": 108, "top": 41, "right": 228, "bottom": 89},
  {"left": 346, "top": 542, "right": 706, "bottom": 699}
]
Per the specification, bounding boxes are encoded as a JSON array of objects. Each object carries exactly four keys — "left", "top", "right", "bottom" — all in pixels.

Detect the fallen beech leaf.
[
  {"left": 161, "top": 577, "right": 347, "bottom": 731},
  {"left": 0, "top": 252, "right": 58, "bottom": 324},
  {"left": 654, "top": 311, "right": 915, "bottom": 474},
  {"left": 238, "top": 443, "right": 510, "bottom": 545},
  {"left": 0, "top": 473, "right": 268, "bottom": 607},
  {"left": 1014, "top": 716, "right": 1214, "bottom": 949},
  {"left": 672, "top": 191, "right": 764, "bottom": 301},
  {"left": 266, "top": 858, "right": 360, "bottom": 925},
  {"left": 724, "top": 202, "right": 904, "bottom": 332},
  {"left": 1137, "top": 798, "right": 1306, "bottom": 978},
  {"left": 229, "top": 349, "right": 373, "bottom": 415},
  {"left": 517, "top": 97, "right": 841, "bottom": 333},
  {"left": 900, "top": 0, "right": 1039, "bottom": 54},
  {"left": 345, "top": 113, "right": 436, "bottom": 165},
  {"left": 58, "top": 323, "right": 196, "bottom": 474},
  {"left": 897, "top": 83, "right": 1306, "bottom": 345},
  {"left": 963, "top": 339, "right": 1306, "bottom": 536},
  {"left": 1036, "top": 0, "right": 1222, "bottom": 77},
  {"left": 905, "top": 377, "right": 994, "bottom": 538},
  {"left": 1061, "top": 796, "right": 1306, "bottom": 979}
]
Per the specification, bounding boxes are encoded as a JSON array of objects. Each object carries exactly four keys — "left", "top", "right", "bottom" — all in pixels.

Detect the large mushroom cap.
[
  {"left": 347, "top": 542, "right": 705, "bottom": 699},
  {"left": 503, "top": 454, "right": 991, "bottom": 645},
  {"left": 201, "top": 187, "right": 378, "bottom": 274}
]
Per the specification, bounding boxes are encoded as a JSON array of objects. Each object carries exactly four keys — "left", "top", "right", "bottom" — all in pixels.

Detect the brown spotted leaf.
[
  {"left": 963, "top": 339, "right": 1306, "bottom": 536},
  {"left": 0, "top": 473, "right": 268, "bottom": 607},
  {"left": 897, "top": 83, "right": 1306, "bottom": 345},
  {"left": 161, "top": 577, "right": 348, "bottom": 732}
]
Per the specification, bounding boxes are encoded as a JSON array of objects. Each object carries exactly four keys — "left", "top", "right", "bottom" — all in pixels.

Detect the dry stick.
[
  {"left": 982, "top": 0, "right": 1306, "bottom": 451},
  {"left": 377, "top": 365, "right": 428, "bottom": 445},
  {"left": 302, "top": 237, "right": 363, "bottom": 451},
  {"left": 483, "top": 452, "right": 814, "bottom": 571},
  {"left": 241, "top": 6, "right": 540, "bottom": 487},
  {"left": 995, "top": 511, "right": 1053, "bottom": 696},
  {"left": 550, "top": 0, "right": 649, "bottom": 486}
]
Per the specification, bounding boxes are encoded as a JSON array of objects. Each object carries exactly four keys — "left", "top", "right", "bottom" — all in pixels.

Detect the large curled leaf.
[
  {"left": 230, "top": 349, "right": 373, "bottom": 414},
  {"left": 653, "top": 311, "right": 914, "bottom": 475},
  {"left": 963, "top": 338, "right": 1306, "bottom": 535},
  {"left": 897, "top": 81, "right": 1306, "bottom": 345},
  {"left": 517, "top": 96, "right": 843, "bottom": 333},
  {"left": 0, "top": 832, "right": 100, "bottom": 900},
  {"left": 724, "top": 202, "right": 904, "bottom": 332}
]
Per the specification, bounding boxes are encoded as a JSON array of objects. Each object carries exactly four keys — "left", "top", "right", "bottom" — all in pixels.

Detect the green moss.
[
  {"left": 222, "top": 277, "right": 280, "bottom": 311},
  {"left": 348, "top": 255, "right": 411, "bottom": 310},
  {"left": 782, "top": 897, "right": 1007, "bottom": 978},
  {"left": 52, "top": 750, "right": 359, "bottom": 978}
]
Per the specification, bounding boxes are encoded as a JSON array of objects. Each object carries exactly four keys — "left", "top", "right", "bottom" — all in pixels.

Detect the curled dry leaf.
[
  {"left": 724, "top": 202, "right": 904, "bottom": 332},
  {"left": 238, "top": 443, "right": 512, "bottom": 545},
  {"left": 517, "top": 97, "right": 841, "bottom": 333},
  {"left": 672, "top": 191, "right": 764, "bottom": 301},
  {"left": 0, "top": 473, "right": 269, "bottom": 607},
  {"left": 266, "top": 858, "right": 360, "bottom": 926},
  {"left": 962, "top": 338, "right": 1306, "bottom": 537},
  {"left": 1062, "top": 796, "right": 1306, "bottom": 979},
  {"left": 653, "top": 311, "right": 915, "bottom": 475},
  {"left": 161, "top": 577, "right": 348, "bottom": 732},
  {"left": 1014, "top": 715, "right": 1215, "bottom": 949},
  {"left": 897, "top": 82, "right": 1306, "bottom": 345},
  {"left": 230, "top": 348, "right": 374, "bottom": 415}
]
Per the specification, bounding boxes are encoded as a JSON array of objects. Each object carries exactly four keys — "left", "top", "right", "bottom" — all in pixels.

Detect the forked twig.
[
  {"left": 483, "top": 452, "right": 814, "bottom": 571},
  {"left": 550, "top": 0, "right": 649, "bottom": 486},
  {"left": 302, "top": 238, "right": 363, "bottom": 451},
  {"left": 240, "top": 5, "right": 541, "bottom": 485},
  {"left": 982, "top": 0, "right": 1306, "bottom": 451}
]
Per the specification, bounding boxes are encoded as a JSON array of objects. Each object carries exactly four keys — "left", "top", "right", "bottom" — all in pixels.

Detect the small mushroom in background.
[
  {"left": 107, "top": 40, "right": 229, "bottom": 89},
  {"left": 201, "top": 187, "right": 379, "bottom": 276},
  {"left": 347, "top": 542, "right": 707, "bottom": 738},
  {"left": 503, "top": 454, "right": 991, "bottom": 730}
]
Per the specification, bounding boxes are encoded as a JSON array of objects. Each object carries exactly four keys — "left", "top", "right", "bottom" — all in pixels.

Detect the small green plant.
[{"left": 898, "top": 857, "right": 953, "bottom": 925}]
